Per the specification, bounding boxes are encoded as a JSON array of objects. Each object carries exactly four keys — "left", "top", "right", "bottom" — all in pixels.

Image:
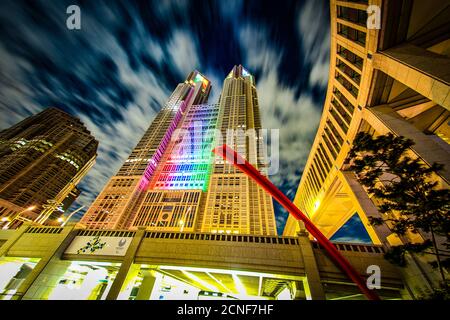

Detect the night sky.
[{"left": 0, "top": 0, "right": 338, "bottom": 236}]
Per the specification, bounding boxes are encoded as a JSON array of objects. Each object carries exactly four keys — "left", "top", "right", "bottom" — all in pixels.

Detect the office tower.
[
  {"left": 0, "top": 107, "right": 98, "bottom": 228},
  {"left": 197, "top": 65, "right": 276, "bottom": 235},
  {"left": 82, "top": 71, "right": 211, "bottom": 229},
  {"left": 82, "top": 67, "right": 276, "bottom": 235},
  {"left": 283, "top": 0, "right": 449, "bottom": 293}
]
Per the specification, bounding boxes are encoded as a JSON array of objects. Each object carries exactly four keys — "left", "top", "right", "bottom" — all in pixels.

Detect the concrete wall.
[
  {"left": 135, "top": 237, "right": 304, "bottom": 276},
  {"left": 0, "top": 226, "right": 407, "bottom": 300}
]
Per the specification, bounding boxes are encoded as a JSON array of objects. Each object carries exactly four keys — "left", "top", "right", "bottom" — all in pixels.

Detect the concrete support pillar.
[
  {"left": 0, "top": 223, "right": 30, "bottom": 257},
  {"left": 374, "top": 44, "right": 450, "bottom": 110},
  {"left": 363, "top": 106, "right": 450, "bottom": 184},
  {"left": 105, "top": 228, "right": 145, "bottom": 300},
  {"left": 22, "top": 260, "right": 71, "bottom": 300},
  {"left": 340, "top": 171, "right": 392, "bottom": 246},
  {"left": 12, "top": 224, "right": 79, "bottom": 300},
  {"left": 135, "top": 271, "right": 156, "bottom": 300},
  {"left": 116, "top": 264, "right": 140, "bottom": 300},
  {"left": 401, "top": 253, "right": 441, "bottom": 299},
  {"left": 297, "top": 225, "right": 326, "bottom": 300},
  {"left": 400, "top": 285, "right": 414, "bottom": 300},
  {"left": 342, "top": 171, "right": 442, "bottom": 298}
]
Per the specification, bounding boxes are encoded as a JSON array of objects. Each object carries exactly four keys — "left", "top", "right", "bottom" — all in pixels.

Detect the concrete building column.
[
  {"left": 21, "top": 260, "right": 72, "bottom": 300},
  {"left": 340, "top": 171, "right": 393, "bottom": 246},
  {"left": 342, "top": 172, "right": 441, "bottom": 298},
  {"left": 0, "top": 223, "right": 30, "bottom": 257},
  {"left": 297, "top": 225, "right": 326, "bottom": 300},
  {"left": 373, "top": 44, "right": 450, "bottom": 110},
  {"left": 105, "top": 228, "right": 145, "bottom": 300},
  {"left": 363, "top": 106, "right": 450, "bottom": 184},
  {"left": 116, "top": 264, "right": 140, "bottom": 300},
  {"left": 12, "top": 224, "right": 79, "bottom": 300},
  {"left": 135, "top": 270, "right": 157, "bottom": 300}
]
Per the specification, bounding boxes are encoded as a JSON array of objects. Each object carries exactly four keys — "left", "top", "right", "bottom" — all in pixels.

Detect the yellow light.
[
  {"left": 27, "top": 206, "right": 36, "bottom": 211},
  {"left": 313, "top": 200, "right": 320, "bottom": 211},
  {"left": 179, "top": 220, "right": 184, "bottom": 225},
  {"left": 232, "top": 274, "right": 247, "bottom": 297},
  {"left": 276, "top": 287, "right": 292, "bottom": 300},
  {"left": 206, "top": 272, "right": 232, "bottom": 294},
  {"left": 57, "top": 217, "right": 64, "bottom": 223},
  {"left": 158, "top": 266, "right": 304, "bottom": 292},
  {"left": 181, "top": 270, "right": 219, "bottom": 292},
  {"left": 1, "top": 217, "right": 10, "bottom": 222}
]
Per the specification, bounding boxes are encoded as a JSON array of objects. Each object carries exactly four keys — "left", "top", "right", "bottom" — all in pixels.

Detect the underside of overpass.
[{"left": 308, "top": 171, "right": 383, "bottom": 245}]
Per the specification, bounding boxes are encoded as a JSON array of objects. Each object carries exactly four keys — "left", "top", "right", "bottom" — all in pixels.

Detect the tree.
[{"left": 348, "top": 132, "right": 450, "bottom": 297}]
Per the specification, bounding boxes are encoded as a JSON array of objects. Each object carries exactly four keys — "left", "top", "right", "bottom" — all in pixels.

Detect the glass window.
[
  {"left": 337, "top": 23, "right": 366, "bottom": 46},
  {"left": 336, "top": 58, "right": 361, "bottom": 85},
  {"left": 337, "top": 6, "right": 368, "bottom": 27},
  {"left": 335, "top": 72, "right": 359, "bottom": 98},
  {"left": 337, "top": 44, "right": 363, "bottom": 70}
]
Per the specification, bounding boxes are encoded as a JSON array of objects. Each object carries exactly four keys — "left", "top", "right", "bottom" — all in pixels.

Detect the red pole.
[{"left": 212, "top": 144, "right": 380, "bottom": 300}]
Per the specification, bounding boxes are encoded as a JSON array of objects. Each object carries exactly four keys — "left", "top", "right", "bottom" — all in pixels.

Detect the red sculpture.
[{"left": 212, "top": 144, "right": 380, "bottom": 300}]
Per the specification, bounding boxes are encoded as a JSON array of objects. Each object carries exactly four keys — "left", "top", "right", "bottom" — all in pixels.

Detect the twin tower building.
[
  {"left": 0, "top": 65, "right": 277, "bottom": 236},
  {"left": 81, "top": 66, "right": 277, "bottom": 235}
]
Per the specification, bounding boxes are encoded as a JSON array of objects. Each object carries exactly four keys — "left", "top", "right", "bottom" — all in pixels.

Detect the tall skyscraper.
[
  {"left": 0, "top": 108, "right": 98, "bottom": 228},
  {"left": 82, "top": 66, "right": 276, "bottom": 235},
  {"left": 0, "top": 71, "right": 409, "bottom": 302},
  {"left": 198, "top": 65, "right": 276, "bottom": 235}
]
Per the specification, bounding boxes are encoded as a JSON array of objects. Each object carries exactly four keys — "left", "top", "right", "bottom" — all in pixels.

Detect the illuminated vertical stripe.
[
  {"left": 153, "top": 103, "right": 219, "bottom": 191},
  {"left": 141, "top": 89, "right": 194, "bottom": 185}
]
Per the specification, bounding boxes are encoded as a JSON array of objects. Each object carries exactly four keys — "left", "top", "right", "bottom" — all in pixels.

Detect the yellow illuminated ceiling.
[{"left": 140, "top": 265, "right": 304, "bottom": 300}]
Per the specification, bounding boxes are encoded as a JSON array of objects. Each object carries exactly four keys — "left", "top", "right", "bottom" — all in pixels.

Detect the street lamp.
[
  {"left": 60, "top": 205, "right": 85, "bottom": 227},
  {"left": 2, "top": 205, "right": 36, "bottom": 229},
  {"left": 35, "top": 199, "right": 60, "bottom": 225}
]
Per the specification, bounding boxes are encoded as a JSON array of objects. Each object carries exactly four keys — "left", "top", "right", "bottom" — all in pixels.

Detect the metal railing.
[{"left": 144, "top": 231, "right": 300, "bottom": 245}]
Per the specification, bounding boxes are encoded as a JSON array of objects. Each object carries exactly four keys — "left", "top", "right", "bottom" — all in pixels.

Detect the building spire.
[{"left": 226, "top": 65, "right": 252, "bottom": 79}]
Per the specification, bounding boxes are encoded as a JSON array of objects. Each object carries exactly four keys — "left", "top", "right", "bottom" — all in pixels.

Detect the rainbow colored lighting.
[
  {"left": 153, "top": 104, "right": 219, "bottom": 192},
  {"left": 193, "top": 73, "right": 210, "bottom": 93},
  {"left": 140, "top": 88, "right": 195, "bottom": 190}
]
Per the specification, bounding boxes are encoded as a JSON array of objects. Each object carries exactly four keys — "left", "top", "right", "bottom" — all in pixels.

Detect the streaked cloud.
[
  {"left": 298, "top": 0, "right": 331, "bottom": 88},
  {"left": 0, "top": 0, "right": 330, "bottom": 235}
]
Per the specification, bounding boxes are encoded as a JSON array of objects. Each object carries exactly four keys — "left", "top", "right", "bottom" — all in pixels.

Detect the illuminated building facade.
[
  {"left": 82, "top": 67, "right": 276, "bottom": 235},
  {"left": 283, "top": 0, "right": 449, "bottom": 295},
  {"left": 81, "top": 71, "right": 211, "bottom": 229},
  {"left": 0, "top": 67, "right": 411, "bottom": 300},
  {"left": 199, "top": 65, "right": 276, "bottom": 235},
  {"left": 0, "top": 224, "right": 406, "bottom": 300},
  {"left": 0, "top": 108, "right": 98, "bottom": 229}
]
